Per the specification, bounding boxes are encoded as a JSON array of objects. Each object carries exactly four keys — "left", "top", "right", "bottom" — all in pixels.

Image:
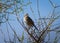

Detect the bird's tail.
[{"left": 33, "top": 25, "right": 39, "bottom": 31}]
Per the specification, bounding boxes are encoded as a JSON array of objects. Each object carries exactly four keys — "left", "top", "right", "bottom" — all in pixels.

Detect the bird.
[{"left": 24, "top": 13, "right": 38, "bottom": 31}]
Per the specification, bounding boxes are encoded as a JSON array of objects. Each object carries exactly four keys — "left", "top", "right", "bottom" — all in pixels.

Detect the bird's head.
[{"left": 24, "top": 13, "right": 29, "bottom": 17}]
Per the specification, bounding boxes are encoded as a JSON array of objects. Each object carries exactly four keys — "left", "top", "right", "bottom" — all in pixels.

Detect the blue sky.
[{"left": 0, "top": 0, "right": 60, "bottom": 43}]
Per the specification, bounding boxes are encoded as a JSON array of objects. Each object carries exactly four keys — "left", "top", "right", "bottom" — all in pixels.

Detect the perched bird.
[{"left": 24, "top": 13, "right": 38, "bottom": 31}]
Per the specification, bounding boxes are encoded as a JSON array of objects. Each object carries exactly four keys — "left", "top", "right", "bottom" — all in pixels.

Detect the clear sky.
[{"left": 0, "top": 0, "right": 60, "bottom": 43}]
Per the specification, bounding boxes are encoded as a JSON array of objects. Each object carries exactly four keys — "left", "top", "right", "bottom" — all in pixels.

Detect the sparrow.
[{"left": 24, "top": 13, "right": 38, "bottom": 31}]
